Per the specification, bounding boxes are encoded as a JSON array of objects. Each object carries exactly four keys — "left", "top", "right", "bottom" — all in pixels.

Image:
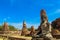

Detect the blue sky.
[{"left": 0, "top": 0, "right": 60, "bottom": 29}]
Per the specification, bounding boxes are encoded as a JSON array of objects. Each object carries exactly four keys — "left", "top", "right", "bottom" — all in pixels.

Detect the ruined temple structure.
[
  {"left": 51, "top": 18, "right": 60, "bottom": 31},
  {"left": 32, "top": 9, "right": 53, "bottom": 40},
  {"left": 30, "top": 26, "right": 36, "bottom": 36},
  {"left": 51, "top": 18, "right": 60, "bottom": 38},
  {"left": 21, "top": 20, "right": 29, "bottom": 36},
  {"left": 2, "top": 22, "right": 9, "bottom": 34}
]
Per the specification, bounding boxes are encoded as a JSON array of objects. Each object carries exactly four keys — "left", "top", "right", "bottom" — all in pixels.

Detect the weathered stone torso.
[{"left": 32, "top": 9, "right": 53, "bottom": 40}]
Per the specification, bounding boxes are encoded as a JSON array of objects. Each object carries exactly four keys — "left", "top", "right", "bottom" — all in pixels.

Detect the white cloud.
[
  {"left": 26, "top": 23, "right": 40, "bottom": 28},
  {"left": 55, "top": 9, "right": 60, "bottom": 13},
  {"left": 3, "top": 17, "right": 11, "bottom": 22},
  {"left": 8, "top": 22, "right": 40, "bottom": 29},
  {"left": 9, "top": 23, "right": 22, "bottom": 29},
  {"left": 48, "top": 9, "right": 60, "bottom": 16}
]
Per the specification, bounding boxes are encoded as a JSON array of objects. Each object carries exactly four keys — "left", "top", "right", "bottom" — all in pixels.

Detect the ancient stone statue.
[
  {"left": 32, "top": 9, "right": 53, "bottom": 40},
  {"left": 30, "top": 26, "right": 36, "bottom": 36},
  {"left": 40, "top": 10, "right": 51, "bottom": 33},
  {"left": 40, "top": 9, "right": 53, "bottom": 39},
  {"left": 21, "top": 20, "right": 29, "bottom": 36}
]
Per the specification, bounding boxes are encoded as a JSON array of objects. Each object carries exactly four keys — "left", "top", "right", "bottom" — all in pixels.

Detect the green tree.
[
  {"left": 9, "top": 25, "right": 18, "bottom": 31},
  {"left": 27, "top": 28, "right": 31, "bottom": 31},
  {"left": 0, "top": 26, "right": 2, "bottom": 31},
  {"left": 0, "top": 25, "right": 18, "bottom": 31}
]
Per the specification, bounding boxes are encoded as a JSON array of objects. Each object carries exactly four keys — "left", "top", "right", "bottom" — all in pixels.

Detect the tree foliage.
[
  {"left": 0, "top": 25, "right": 17, "bottom": 31},
  {"left": 9, "top": 25, "right": 17, "bottom": 31},
  {"left": 0, "top": 26, "right": 2, "bottom": 31},
  {"left": 27, "top": 28, "right": 31, "bottom": 31}
]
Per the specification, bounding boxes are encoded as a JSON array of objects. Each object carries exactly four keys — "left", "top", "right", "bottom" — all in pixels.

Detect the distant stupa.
[
  {"left": 23, "top": 20, "right": 27, "bottom": 29},
  {"left": 2, "top": 22, "right": 9, "bottom": 34},
  {"left": 30, "top": 26, "right": 35, "bottom": 36},
  {"left": 21, "top": 20, "right": 28, "bottom": 36}
]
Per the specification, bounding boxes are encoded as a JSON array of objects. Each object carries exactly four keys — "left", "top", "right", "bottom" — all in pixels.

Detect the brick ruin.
[
  {"left": 2, "top": 22, "right": 9, "bottom": 34},
  {"left": 30, "top": 26, "right": 35, "bottom": 36},
  {"left": 21, "top": 20, "right": 29, "bottom": 36}
]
